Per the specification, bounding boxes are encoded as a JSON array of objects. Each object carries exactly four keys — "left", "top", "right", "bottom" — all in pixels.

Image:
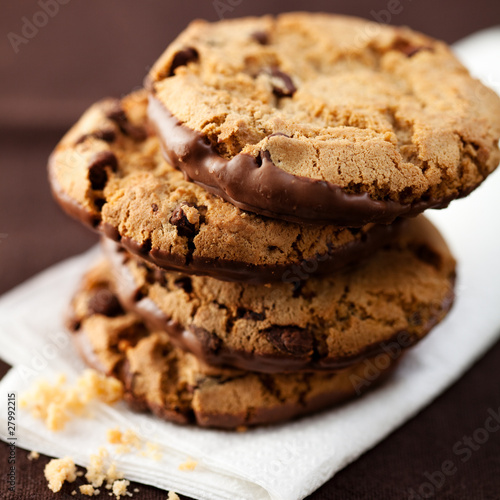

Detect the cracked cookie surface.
[
  {"left": 148, "top": 13, "right": 500, "bottom": 225},
  {"left": 68, "top": 261, "right": 399, "bottom": 428},
  {"left": 48, "top": 90, "right": 398, "bottom": 284},
  {"left": 105, "top": 216, "right": 456, "bottom": 373}
]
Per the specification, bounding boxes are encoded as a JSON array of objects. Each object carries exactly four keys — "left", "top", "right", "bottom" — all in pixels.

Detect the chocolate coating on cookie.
[
  {"left": 148, "top": 13, "right": 500, "bottom": 226},
  {"left": 148, "top": 96, "right": 456, "bottom": 226},
  {"left": 104, "top": 216, "right": 456, "bottom": 373}
]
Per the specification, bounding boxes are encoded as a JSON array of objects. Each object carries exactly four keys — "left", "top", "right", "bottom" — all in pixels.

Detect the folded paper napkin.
[{"left": 1, "top": 29, "right": 500, "bottom": 500}]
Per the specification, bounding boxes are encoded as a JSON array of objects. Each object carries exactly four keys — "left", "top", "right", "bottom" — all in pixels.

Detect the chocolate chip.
[
  {"left": 168, "top": 47, "right": 199, "bottom": 76},
  {"left": 174, "top": 277, "right": 193, "bottom": 294},
  {"left": 94, "top": 197, "right": 106, "bottom": 210},
  {"left": 269, "top": 67, "right": 296, "bottom": 98},
  {"left": 95, "top": 129, "right": 116, "bottom": 142},
  {"left": 87, "top": 289, "right": 124, "bottom": 317},
  {"left": 144, "top": 267, "right": 167, "bottom": 286},
  {"left": 76, "top": 129, "right": 116, "bottom": 145},
  {"left": 256, "top": 150, "right": 271, "bottom": 167},
  {"left": 265, "top": 326, "right": 314, "bottom": 357},
  {"left": 393, "top": 39, "right": 433, "bottom": 58},
  {"left": 106, "top": 102, "right": 128, "bottom": 124},
  {"left": 192, "top": 326, "right": 222, "bottom": 354},
  {"left": 151, "top": 203, "right": 159, "bottom": 213},
  {"left": 169, "top": 205, "right": 196, "bottom": 238},
  {"left": 88, "top": 151, "right": 118, "bottom": 190},
  {"left": 259, "top": 375, "right": 279, "bottom": 397},
  {"left": 106, "top": 102, "right": 147, "bottom": 141},
  {"left": 237, "top": 308, "right": 265, "bottom": 321},
  {"left": 251, "top": 30, "right": 269, "bottom": 45},
  {"left": 133, "top": 288, "right": 146, "bottom": 302},
  {"left": 415, "top": 244, "right": 442, "bottom": 270}
]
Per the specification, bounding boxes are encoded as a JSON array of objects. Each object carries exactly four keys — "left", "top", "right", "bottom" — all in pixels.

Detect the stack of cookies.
[{"left": 48, "top": 14, "right": 500, "bottom": 428}]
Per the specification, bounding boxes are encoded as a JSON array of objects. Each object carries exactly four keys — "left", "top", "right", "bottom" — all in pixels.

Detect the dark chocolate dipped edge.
[
  {"left": 105, "top": 237, "right": 455, "bottom": 374},
  {"left": 48, "top": 152, "right": 403, "bottom": 284},
  {"left": 147, "top": 94, "right": 464, "bottom": 227},
  {"left": 70, "top": 320, "right": 400, "bottom": 429}
]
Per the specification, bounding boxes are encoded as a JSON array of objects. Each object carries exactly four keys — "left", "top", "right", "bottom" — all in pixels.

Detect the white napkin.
[{"left": 1, "top": 29, "right": 500, "bottom": 500}]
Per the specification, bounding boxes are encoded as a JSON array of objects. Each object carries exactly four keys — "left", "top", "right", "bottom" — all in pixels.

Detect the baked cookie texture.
[
  {"left": 48, "top": 91, "right": 399, "bottom": 284},
  {"left": 47, "top": 13, "right": 475, "bottom": 429},
  {"left": 104, "top": 216, "right": 455, "bottom": 373},
  {"left": 148, "top": 13, "right": 500, "bottom": 225},
  {"left": 68, "top": 261, "right": 399, "bottom": 428}
]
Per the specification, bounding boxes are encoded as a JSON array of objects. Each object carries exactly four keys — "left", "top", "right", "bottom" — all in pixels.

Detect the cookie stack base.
[{"left": 68, "top": 261, "right": 401, "bottom": 429}]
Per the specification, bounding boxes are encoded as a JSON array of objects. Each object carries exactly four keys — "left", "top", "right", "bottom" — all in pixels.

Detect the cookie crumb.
[
  {"left": 112, "top": 479, "right": 130, "bottom": 499},
  {"left": 107, "top": 427, "right": 141, "bottom": 454},
  {"left": 107, "top": 427, "right": 123, "bottom": 444},
  {"left": 80, "top": 484, "right": 100, "bottom": 496},
  {"left": 46, "top": 448, "right": 129, "bottom": 497},
  {"left": 85, "top": 447, "right": 109, "bottom": 487},
  {"left": 142, "top": 441, "right": 163, "bottom": 461},
  {"left": 108, "top": 427, "right": 162, "bottom": 460},
  {"left": 28, "top": 450, "right": 40, "bottom": 461},
  {"left": 106, "top": 462, "right": 124, "bottom": 485},
  {"left": 77, "top": 369, "right": 124, "bottom": 404},
  {"left": 178, "top": 459, "right": 197, "bottom": 471},
  {"left": 134, "top": 488, "right": 140, "bottom": 493},
  {"left": 167, "top": 491, "right": 180, "bottom": 500},
  {"left": 72, "top": 490, "right": 77, "bottom": 496},
  {"left": 20, "top": 370, "right": 123, "bottom": 431},
  {"left": 44, "top": 456, "right": 77, "bottom": 492}
]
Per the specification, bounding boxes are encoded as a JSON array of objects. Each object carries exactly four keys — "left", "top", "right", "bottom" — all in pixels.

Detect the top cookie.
[{"left": 148, "top": 13, "right": 500, "bottom": 226}]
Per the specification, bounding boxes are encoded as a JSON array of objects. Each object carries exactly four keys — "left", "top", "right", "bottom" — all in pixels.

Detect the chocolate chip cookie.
[
  {"left": 69, "top": 261, "right": 400, "bottom": 428},
  {"left": 104, "top": 216, "right": 456, "bottom": 373},
  {"left": 49, "top": 90, "right": 399, "bottom": 284},
  {"left": 147, "top": 13, "right": 500, "bottom": 226}
]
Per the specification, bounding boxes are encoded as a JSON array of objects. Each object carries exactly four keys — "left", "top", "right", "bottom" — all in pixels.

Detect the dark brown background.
[{"left": 1, "top": 1, "right": 500, "bottom": 499}]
